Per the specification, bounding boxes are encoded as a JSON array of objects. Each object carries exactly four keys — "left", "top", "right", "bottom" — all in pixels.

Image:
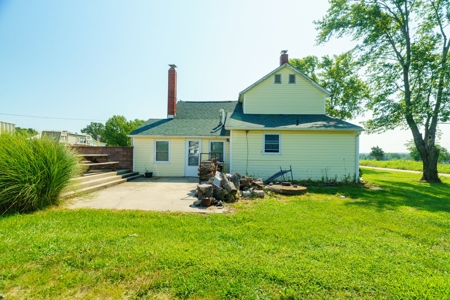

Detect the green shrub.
[{"left": 0, "top": 133, "right": 81, "bottom": 213}]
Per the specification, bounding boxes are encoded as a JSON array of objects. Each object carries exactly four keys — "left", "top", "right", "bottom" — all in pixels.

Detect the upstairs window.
[
  {"left": 264, "top": 134, "right": 280, "bottom": 154},
  {"left": 289, "top": 74, "right": 296, "bottom": 84},
  {"left": 274, "top": 74, "right": 281, "bottom": 84}
]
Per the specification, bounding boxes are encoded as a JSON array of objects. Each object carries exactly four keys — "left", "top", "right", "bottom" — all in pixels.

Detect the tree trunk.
[
  {"left": 420, "top": 146, "right": 441, "bottom": 183},
  {"left": 220, "top": 172, "right": 237, "bottom": 195}
]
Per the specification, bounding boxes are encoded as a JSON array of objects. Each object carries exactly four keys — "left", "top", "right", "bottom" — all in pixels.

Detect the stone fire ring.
[{"left": 266, "top": 185, "right": 308, "bottom": 195}]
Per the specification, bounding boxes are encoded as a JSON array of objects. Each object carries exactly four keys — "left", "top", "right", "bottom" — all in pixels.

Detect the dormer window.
[
  {"left": 289, "top": 74, "right": 296, "bottom": 84},
  {"left": 274, "top": 74, "right": 281, "bottom": 84}
]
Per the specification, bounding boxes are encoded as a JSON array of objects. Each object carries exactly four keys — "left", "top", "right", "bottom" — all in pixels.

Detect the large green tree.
[
  {"left": 290, "top": 52, "right": 370, "bottom": 120},
  {"left": 103, "top": 116, "right": 144, "bottom": 146},
  {"left": 370, "top": 145, "right": 385, "bottom": 161},
  {"left": 80, "top": 122, "right": 105, "bottom": 142},
  {"left": 316, "top": 0, "right": 450, "bottom": 182}
]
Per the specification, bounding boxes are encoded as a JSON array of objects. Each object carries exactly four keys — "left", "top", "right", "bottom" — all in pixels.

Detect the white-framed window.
[
  {"left": 274, "top": 74, "right": 281, "bottom": 84},
  {"left": 289, "top": 74, "right": 296, "bottom": 84},
  {"left": 209, "top": 141, "right": 225, "bottom": 162},
  {"left": 155, "top": 140, "right": 170, "bottom": 163},
  {"left": 263, "top": 134, "right": 281, "bottom": 154}
]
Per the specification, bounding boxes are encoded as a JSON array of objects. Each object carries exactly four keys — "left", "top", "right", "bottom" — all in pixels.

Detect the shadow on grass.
[{"left": 309, "top": 170, "right": 450, "bottom": 213}]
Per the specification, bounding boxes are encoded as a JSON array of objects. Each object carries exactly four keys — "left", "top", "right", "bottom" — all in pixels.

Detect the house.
[
  {"left": 42, "top": 130, "right": 104, "bottom": 146},
  {"left": 0, "top": 121, "right": 15, "bottom": 134},
  {"left": 130, "top": 51, "right": 363, "bottom": 181}
]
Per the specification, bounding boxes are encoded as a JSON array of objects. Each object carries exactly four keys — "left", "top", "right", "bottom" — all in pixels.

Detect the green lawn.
[
  {"left": 1, "top": 169, "right": 449, "bottom": 299},
  {"left": 360, "top": 159, "right": 450, "bottom": 174}
]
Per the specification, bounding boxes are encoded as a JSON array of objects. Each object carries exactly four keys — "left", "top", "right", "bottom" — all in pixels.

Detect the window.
[
  {"left": 188, "top": 141, "right": 199, "bottom": 166},
  {"left": 210, "top": 141, "right": 224, "bottom": 161},
  {"left": 155, "top": 141, "right": 169, "bottom": 162},
  {"left": 274, "top": 74, "right": 281, "bottom": 84},
  {"left": 264, "top": 134, "right": 280, "bottom": 154},
  {"left": 289, "top": 74, "right": 296, "bottom": 84}
]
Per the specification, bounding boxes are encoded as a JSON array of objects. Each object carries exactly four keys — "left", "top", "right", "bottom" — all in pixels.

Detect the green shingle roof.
[
  {"left": 131, "top": 101, "right": 363, "bottom": 137},
  {"left": 226, "top": 103, "right": 363, "bottom": 131},
  {"left": 130, "top": 101, "right": 238, "bottom": 137}
]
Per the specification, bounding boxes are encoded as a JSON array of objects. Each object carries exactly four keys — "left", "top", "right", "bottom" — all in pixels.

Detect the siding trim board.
[
  {"left": 230, "top": 131, "right": 233, "bottom": 173},
  {"left": 131, "top": 135, "right": 223, "bottom": 139},
  {"left": 227, "top": 127, "right": 361, "bottom": 133},
  {"left": 355, "top": 134, "right": 360, "bottom": 183}
]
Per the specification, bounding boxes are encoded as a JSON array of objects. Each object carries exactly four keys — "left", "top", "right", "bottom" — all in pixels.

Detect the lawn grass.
[
  {"left": 1, "top": 169, "right": 450, "bottom": 299},
  {"left": 360, "top": 159, "right": 450, "bottom": 174}
]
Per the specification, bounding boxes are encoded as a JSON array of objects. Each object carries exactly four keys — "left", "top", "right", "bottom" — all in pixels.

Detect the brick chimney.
[
  {"left": 280, "top": 50, "right": 288, "bottom": 65},
  {"left": 167, "top": 64, "right": 177, "bottom": 118}
]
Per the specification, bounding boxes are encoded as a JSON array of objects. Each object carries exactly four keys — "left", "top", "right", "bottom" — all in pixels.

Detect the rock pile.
[{"left": 193, "top": 165, "right": 265, "bottom": 207}]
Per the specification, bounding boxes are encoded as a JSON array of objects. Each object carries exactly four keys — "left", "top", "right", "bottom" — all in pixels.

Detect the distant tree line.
[
  {"left": 362, "top": 142, "right": 450, "bottom": 164},
  {"left": 15, "top": 127, "right": 38, "bottom": 137}
]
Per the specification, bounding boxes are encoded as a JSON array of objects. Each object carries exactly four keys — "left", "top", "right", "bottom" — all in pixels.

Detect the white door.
[{"left": 185, "top": 139, "right": 200, "bottom": 176}]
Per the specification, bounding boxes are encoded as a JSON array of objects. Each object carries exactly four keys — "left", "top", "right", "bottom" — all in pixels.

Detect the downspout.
[
  {"left": 229, "top": 131, "right": 233, "bottom": 173},
  {"left": 355, "top": 133, "right": 360, "bottom": 183},
  {"left": 131, "top": 137, "right": 135, "bottom": 172},
  {"left": 246, "top": 130, "right": 249, "bottom": 175}
]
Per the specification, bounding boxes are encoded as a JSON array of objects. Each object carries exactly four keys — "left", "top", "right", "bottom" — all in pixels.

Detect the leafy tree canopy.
[
  {"left": 81, "top": 122, "right": 105, "bottom": 142},
  {"left": 290, "top": 52, "right": 370, "bottom": 120},
  {"left": 81, "top": 116, "right": 144, "bottom": 146},
  {"left": 370, "top": 145, "right": 385, "bottom": 161},
  {"left": 15, "top": 127, "right": 38, "bottom": 137},
  {"left": 103, "top": 116, "right": 144, "bottom": 146},
  {"left": 315, "top": 0, "right": 450, "bottom": 182},
  {"left": 406, "top": 140, "right": 450, "bottom": 163}
]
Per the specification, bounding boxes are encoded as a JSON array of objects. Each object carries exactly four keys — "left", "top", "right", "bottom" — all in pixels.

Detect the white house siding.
[
  {"left": 231, "top": 130, "right": 358, "bottom": 181},
  {"left": 243, "top": 67, "right": 325, "bottom": 115},
  {"left": 133, "top": 137, "right": 185, "bottom": 177},
  {"left": 0, "top": 121, "right": 15, "bottom": 134}
]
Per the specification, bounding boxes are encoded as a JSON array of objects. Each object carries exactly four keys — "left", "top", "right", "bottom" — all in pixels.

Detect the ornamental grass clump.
[{"left": 0, "top": 133, "right": 80, "bottom": 214}]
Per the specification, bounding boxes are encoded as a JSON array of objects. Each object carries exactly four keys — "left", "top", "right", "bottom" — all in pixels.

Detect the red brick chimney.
[
  {"left": 280, "top": 50, "right": 288, "bottom": 65},
  {"left": 167, "top": 64, "right": 177, "bottom": 118}
]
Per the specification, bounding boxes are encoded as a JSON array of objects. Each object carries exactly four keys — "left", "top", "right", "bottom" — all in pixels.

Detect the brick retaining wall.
[{"left": 72, "top": 146, "right": 133, "bottom": 170}]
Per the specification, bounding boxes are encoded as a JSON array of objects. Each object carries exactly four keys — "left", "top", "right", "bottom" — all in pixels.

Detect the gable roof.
[
  {"left": 130, "top": 101, "right": 238, "bottom": 137},
  {"left": 131, "top": 100, "right": 363, "bottom": 137},
  {"left": 226, "top": 103, "right": 363, "bottom": 131},
  {"left": 238, "top": 63, "right": 331, "bottom": 102}
]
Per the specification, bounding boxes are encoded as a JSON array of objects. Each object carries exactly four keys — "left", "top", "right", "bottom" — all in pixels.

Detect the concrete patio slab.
[{"left": 64, "top": 177, "right": 228, "bottom": 213}]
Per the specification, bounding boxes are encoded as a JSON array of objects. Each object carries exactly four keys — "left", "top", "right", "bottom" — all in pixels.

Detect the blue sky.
[{"left": 1, "top": 0, "right": 448, "bottom": 153}]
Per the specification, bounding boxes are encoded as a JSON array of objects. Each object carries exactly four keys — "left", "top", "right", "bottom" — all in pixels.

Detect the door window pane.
[{"left": 188, "top": 141, "right": 199, "bottom": 166}]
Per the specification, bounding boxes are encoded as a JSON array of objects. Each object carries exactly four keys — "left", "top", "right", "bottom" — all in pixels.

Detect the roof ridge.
[{"left": 179, "top": 100, "right": 238, "bottom": 103}]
